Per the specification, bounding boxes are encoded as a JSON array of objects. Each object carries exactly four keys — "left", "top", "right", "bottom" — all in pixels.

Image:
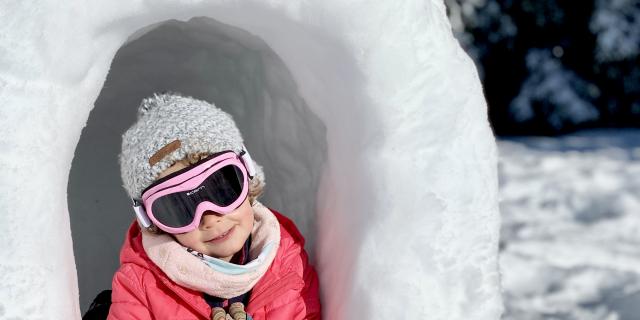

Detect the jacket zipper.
[
  {"left": 159, "top": 276, "right": 212, "bottom": 319},
  {"left": 160, "top": 271, "right": 303, "bottom": 319},
  {"left": 247, "top": 271, "right": 305, "bottom": 312}
]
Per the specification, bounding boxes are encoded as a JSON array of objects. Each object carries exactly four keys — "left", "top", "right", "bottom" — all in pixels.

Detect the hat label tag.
[{"left": 149, "top": 139, "right": 181, "bottom": 166}]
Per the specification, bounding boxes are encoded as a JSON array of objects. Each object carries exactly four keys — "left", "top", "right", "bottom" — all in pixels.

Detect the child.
[{"left": 107, "top": 92, "right": 321, "bottom": 320}]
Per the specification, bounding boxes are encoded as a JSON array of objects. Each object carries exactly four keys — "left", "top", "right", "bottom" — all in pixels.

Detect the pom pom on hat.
[{"left": 137, "top": 91, "right": 188, "bottom": 119}]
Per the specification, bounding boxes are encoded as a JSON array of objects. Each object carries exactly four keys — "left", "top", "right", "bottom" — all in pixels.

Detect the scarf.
[
  {"left": 199, "top": 234, "right": 252, "bottom": 309},
  {"left": 141, "top": 200, "right": 281, "bottom": 299}
]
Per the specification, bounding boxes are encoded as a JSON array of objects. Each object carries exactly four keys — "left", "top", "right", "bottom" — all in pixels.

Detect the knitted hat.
[{"left": 118, "top": 91, "right": 265, "bottom": 200}]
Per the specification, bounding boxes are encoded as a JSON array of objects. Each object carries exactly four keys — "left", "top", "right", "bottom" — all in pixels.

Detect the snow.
[
  {"left": 499, "top": 129, "right": 640, "bottom": 320},
  {"left": 0, "top": 1, "right": 501, "bottom": 319},
  {"left": 510, "top": 49, "right": 600, "bottom": 129},
  {"left": 444, "top": 0, "right": 516, "bottom": 78},
  {"left": 590, "top": 0, "right": 640, "bottom": 63}
]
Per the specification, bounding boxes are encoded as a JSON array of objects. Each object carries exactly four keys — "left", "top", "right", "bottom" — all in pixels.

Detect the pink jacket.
[{"left": 107, "top": 208, "right": 321, "bottom": 319}]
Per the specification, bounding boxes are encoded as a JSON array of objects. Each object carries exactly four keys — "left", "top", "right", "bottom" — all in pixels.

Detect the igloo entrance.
[
  {"left": 1, "top": 1, "right": 503, "bottom": 318},
  {"left": 68, "top": 16, "right": 327, "bottom": 313}
]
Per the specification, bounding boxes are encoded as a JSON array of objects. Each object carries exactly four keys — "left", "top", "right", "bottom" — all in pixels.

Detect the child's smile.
[{"left": 173, "top": 198, "right": 254, "bottom": 262}]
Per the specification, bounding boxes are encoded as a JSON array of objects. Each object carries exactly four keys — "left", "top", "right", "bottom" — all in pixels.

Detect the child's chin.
[{"left": 206, "top": 243, "right": 241, "bottom": 258}]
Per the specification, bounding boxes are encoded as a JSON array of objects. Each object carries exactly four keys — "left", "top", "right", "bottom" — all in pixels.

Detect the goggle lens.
[{"left": 149, "top": 164, "right": 245, "bottom": 228}]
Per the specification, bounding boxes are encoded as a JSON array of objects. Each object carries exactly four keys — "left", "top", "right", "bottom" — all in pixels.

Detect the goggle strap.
[
  {"left": 132, "top": 198, "right": 152, "bottom": 228},
  {"left": 239, "top": 146, "right": 256, "bottom": 179}
]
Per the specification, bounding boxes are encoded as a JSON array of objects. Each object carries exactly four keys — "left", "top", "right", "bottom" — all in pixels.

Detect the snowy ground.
[{"left": 498, "top": 129, "right": 640, "bottom": 320}]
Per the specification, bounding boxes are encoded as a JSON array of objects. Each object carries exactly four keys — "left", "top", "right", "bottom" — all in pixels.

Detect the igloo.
[{"left": 0, "top": 1, "right": 502, "bottom": 319}]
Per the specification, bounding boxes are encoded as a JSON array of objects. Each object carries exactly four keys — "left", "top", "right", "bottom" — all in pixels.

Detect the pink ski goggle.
[{"left": 132, "top": 149, "right": 256, "bottom": 234}]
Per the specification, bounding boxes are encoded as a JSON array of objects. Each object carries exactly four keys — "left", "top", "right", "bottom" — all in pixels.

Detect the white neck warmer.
[{"left": 141, "top": 200, "right": 280, "bottom": 299}]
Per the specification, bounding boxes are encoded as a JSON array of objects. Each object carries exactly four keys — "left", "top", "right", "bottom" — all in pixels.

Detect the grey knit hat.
[{"left": 119, "top": 91, "right": 265, "bottom": 200}]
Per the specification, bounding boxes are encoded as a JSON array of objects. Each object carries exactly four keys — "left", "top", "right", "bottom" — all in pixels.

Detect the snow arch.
[
  {"left": 0, "top": 1, "right": 503, "bottom": 319},
  {"left": 68, "top": 16, "right": 328, "bottom": 313}
]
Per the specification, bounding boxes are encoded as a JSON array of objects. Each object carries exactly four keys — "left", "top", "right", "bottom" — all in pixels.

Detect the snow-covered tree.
[
  {"left": 590, "top": 0, "right": 640, "bottom": 63},
  {"left": 510, "top": 49, "right": 600, "bottom": 131},
  {"left": 446, "top": 0, "right": 640, "bottom": 134}
]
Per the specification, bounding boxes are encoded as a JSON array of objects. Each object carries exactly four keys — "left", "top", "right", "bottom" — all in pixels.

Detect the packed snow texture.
[
  {"left": 0, "top": 1, "right": 502, "bottom": 319},
  {"left": 499, "top": 129, "right": 640, "bottom": 320},
  {"left": 444, "top": 0, "right": 517, "bottom": 77}
]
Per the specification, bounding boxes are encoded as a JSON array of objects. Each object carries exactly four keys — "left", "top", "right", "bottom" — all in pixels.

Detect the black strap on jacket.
[{"left": 82, "top": 289, "right": 112, "bottom": 320}]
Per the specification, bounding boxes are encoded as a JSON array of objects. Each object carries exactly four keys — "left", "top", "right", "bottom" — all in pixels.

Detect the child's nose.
[{"left": 200, "top": 210, "right": 223, "bottom": 228}]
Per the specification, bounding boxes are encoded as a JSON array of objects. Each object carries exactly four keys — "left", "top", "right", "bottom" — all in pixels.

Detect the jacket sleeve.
[
  {"left": 264, "top": 240, "right": 322, "bottom": 320},
  {"left": 267, "top": 210, "right": 322, "bottom": 319},
  {"left": 299, "top": 245, "right": 322, "bottom": 320},
  {"left": 107, "top": 265, "right": 153, "bottom": 320}
]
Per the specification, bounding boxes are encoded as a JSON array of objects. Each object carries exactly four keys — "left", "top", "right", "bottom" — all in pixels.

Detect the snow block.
[{"left": 0, "top": 0, "right": 502, "bottom": 319}]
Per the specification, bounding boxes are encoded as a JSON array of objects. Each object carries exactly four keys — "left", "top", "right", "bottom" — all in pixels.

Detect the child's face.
[{"left": 157, "top": 159, "right": 255, "bottom": 262}]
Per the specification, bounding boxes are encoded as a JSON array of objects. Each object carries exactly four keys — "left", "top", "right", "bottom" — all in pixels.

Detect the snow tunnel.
[
  {"left": 68, "top": 16, "right": 328, "bottom": 314},
  {"left": 0, "top": 1, "right": 503, "bottom": 319}
]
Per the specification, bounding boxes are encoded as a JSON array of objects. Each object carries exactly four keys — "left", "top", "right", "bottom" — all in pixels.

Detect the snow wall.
[{"left": 0, "top": 1, "right": 502, "bottom": 319}]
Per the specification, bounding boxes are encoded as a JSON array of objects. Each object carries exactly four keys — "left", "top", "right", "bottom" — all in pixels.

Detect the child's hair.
[{"left": 145, "top": 151, "right": 264, "bottom": 235}]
